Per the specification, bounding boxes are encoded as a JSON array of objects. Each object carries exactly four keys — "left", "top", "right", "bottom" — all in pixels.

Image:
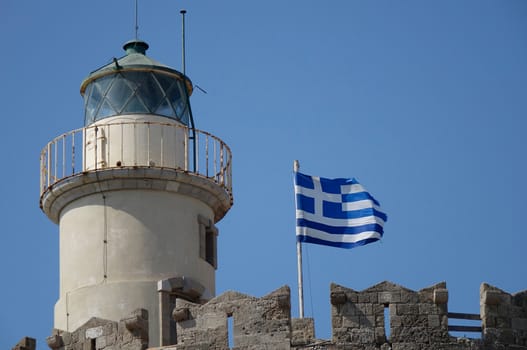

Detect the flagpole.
[{"left": 294, "top": 160, "right": 304, "bottom": 318}]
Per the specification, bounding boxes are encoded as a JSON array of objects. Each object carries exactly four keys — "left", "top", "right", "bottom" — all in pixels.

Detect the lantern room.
[{"left": 80, "top": 40, "right": 193, "bottom": 127}]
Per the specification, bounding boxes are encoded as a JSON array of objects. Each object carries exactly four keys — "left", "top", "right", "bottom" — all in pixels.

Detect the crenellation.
[
  {"left": 15, "top": 281, "right": 527, "bottom": 349},
  {"left": 480, "top": 284, "right": 527, "bottom": 348},
  {"left": 12, "top": 337, "right": 36, "bottom": 350}
]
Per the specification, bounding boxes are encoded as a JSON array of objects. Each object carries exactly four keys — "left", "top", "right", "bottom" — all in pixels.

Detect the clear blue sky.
[{"left": 1, "top": 0, "right": 526, "bottom": 348}]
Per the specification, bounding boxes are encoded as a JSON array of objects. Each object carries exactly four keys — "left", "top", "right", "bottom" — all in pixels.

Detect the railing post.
[
  {"left": 72, "top": 131, "right": 75, "bottom": 174},
  {"left": 40, "top": 150, "right": 46, "bottom": 194},
  {"left": 205, "top": 135, "right": 209, "bottom": 177},
  {"left": 220, "top": 144, "right": 224, "bottom": 185},
  {"left": 106, "top": 124, "right": 111, "bottom": 168},
  {"left": 82, "top": 127, "right": 86, "bottom": 172},
  {"left": 62, "top": 135, "right": 66, "bottom": 178},
  {"left": 133, "top": 123, "right": 137, "bottom": 166},
  {"left": 160, "top": 124, "right": 164, "bottom": 167},
  {"left": 147, "top": 122, "right": 151, "bottom": 166},
  {"left": 195, "top": 132, "right": 199, "bottom": 174},
  {"left": 54, "top": 141, "right": 58, "bottom": 181},
  {"left": 184, "top": 128, "right": 189, "bottom": 171},
  {"left": 213, "top": 141, "right": 217, "bottom": 182},
  {"left": 94, "top": 126, "right": 98, "bottom": 170}
]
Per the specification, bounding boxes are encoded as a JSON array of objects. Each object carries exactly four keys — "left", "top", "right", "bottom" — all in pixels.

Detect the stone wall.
[
  {"left": 480, "top": 283, "right": 527, "bottom": 348},
  {"left": 13, "top": 281, "right": 527, "bottom": 350},
  {"left": 12, "top": 337, "right": 36, "bottom": 350},
  {"left": 330, "top": 281, "right": 466, "bottom": 349},
  {"left": 44, "top": 309, "right": 148, "bottom": 350},
  {"left": 172, "top": 286, "right": 300, "bottom": 349}
]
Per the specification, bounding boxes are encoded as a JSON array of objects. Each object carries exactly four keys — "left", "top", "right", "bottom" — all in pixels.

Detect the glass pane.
[
  {"left": 86, "top": 83, "right": 102, "bottom": 124},
  {"left": 96, "top": 75, "right": 114, "bottom": 96},
  {"left": 121, "top": 71, "right": 140, "bottom": 90},
  {"left": 154, "top": 98, "right": 175, "bottom": 117},
  {"left": 96, "top": 100, "right": 116, "bottom": 119},
  {"left": 179, "top": 108, "right": 190, "bottom": 126},
  {"left": 154, "top": 72, "right": 176, "bottom": 92},
  {"left": 136, "top": 72, "right": 164, "bottom": 112},
  {"left": 83, "top": 83, "right": 93, "bottom": 109},
  {"left": 105, "top": 74, "right": 133, "bottom": 113},
  {"left": 166, "top": 83, "right": 183, "bottom": 117},
  {"left": 173, "top": 83, "right": 187, "bottom": 118},
  {"left": 84, "top": 84, "right": 95, "bottom": 125},
  {"left": 122, "top": 95, "right": 149, "bottom": 114},
  {"left": 89, "top": 83, "right": 102, "bottom": 108},
  {"left": 168, "top": 82, "right": 190, "bottom": 125}
]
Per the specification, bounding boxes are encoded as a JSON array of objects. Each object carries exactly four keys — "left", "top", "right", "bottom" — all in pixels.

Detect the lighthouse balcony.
[{"left": 40, "top": 120, "right": 232, "bottom": 222}]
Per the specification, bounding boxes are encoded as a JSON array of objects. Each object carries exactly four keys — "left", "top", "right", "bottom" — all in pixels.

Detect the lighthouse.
[{"left": 39, "top": 39, "right": 233, "bottom": 346}]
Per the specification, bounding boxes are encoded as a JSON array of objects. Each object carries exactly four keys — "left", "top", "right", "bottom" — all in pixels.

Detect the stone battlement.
[{"left": 15, "top": 281, "right": 527, "bottom": 350}]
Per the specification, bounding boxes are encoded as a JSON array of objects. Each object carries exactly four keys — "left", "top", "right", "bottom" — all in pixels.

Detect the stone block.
[
  {"left": 95, "top": 336, "right": 107, "bottom": 349},
  {"left": 392, "top": 342, "right": 421, "bottom": 350},
  {"left": 379, "top": 291, "right": 401, "bottom": 304},
  {"left": 391, "top": 315, "right": 402, "bottom": 327},
  {"left": 497, "top": 328, "right": 515, "bottom": 344},
  {"left": 46, "top": 334, "right": 63, "bottom": 349},
  {"left": 434, "top": 289, "right": 449, "bottom": 304},
  {"left": 331, "top": 291, "right": 347, "bottom": 305},
  {"left": 12, "top": 337, "right": 36, "bottom": 350},
  {"left": 332, "top": 315, "right": 343, "bottom": 329},
  {"left": 85, "top": 326, "right": 104, "bottom": 339},
  {"left": 357, "top": 303, "right": 373, "bottom": 315},
  {"left": 374, "top": 326, "right": 386, "bottom": 344},
  {"left": 428, "top": 314, "right": 441, "bottom": 328},
  {"left": 482, "top": 315, "right": 497, "bottom": 328},
  {"left": 173, "top": 307, "right": 190, "bottom": 322},
  {"left": 396, "top": 304, "right": 419, "bottom": 315},
  {"left": 482, "top": 290, "right": 510, "bottom": 306},
  {"left": 358, "top": 292, "right": 378, "bottom": 303},
  {"left": 291, "top": 317, "right": 315, "bottom": 346},
  {"left": 341, "top": 316, "right": 360, "bottom": 328},
  {"left": 512, "top": 317, "right": 527, "bottom": 331},
  {"left": 419, "top": 303, "right": 439, "bottom": 315},
  {"left": 359, "top": 315, "right": 376, "bottom": 327},
  {"left": 400, "top": 291, "right": 420, "bottom": 304}
]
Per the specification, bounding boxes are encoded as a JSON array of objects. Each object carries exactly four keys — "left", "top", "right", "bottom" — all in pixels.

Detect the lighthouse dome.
[{"left": 80, "top": 40, "right": 193, "bottom": 126}]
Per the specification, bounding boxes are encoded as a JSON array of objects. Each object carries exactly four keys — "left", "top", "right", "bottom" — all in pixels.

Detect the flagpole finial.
[{"left": 294, "top": 160, "right": 300, "bottom": 172}]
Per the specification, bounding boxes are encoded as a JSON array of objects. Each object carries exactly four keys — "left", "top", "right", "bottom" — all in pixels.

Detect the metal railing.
[
  {"left": 448, "top": 312, "right": 482, "bottom": 333},
  {"left": 40, "top": 121, "right": 232, "bottom": 198}
]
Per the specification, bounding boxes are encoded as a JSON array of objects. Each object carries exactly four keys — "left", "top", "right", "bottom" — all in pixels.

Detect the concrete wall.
[{"left": 55, "top": 188, "right": 216, "bottom": 346}]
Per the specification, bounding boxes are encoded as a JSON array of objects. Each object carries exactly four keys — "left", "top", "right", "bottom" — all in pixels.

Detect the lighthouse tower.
[{"left": 39, "top": 39, "right": 233, "bottom": 346}]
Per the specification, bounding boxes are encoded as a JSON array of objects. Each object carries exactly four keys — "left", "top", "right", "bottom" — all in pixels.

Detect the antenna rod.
[
  {"left": 180, "top": 9, "right": 187, "bottom": 75},
  {"left": 135, "top": 0, "right": 139, "bottom": 39}
]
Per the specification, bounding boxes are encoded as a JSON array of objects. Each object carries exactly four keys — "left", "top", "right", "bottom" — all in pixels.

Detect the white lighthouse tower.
[{"left": 39, "top": 39, "right": 233, "bottom": 346}]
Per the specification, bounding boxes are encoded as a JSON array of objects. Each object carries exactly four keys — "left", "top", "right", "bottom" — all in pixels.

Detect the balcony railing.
[{"left": 40, "top": 121, "right": 232, "bottom": 198}]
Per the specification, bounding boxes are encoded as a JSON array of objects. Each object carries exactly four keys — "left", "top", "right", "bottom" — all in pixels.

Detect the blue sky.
[{"left": 1, "top": 0, "right": 527, "bottom": 348}]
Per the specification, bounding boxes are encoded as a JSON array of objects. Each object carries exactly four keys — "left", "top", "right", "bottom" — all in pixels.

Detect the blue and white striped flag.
[{"left": 294, "top": 171, "right": 387, "bottom": 249}]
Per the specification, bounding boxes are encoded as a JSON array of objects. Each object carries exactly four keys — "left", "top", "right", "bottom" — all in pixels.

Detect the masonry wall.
[
  {"left": 480, "top": 283, "right": 527, "bottom": 348},
  {"left": 13, "top": 281, "right": 527, "bottom": 350},
  {"left": 42, "top": 309, "right": 149, "bottom": 350}
]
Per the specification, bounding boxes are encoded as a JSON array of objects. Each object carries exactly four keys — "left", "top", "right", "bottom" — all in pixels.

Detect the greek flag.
[{"left": 294, "top": 171, "right": 387, "bottom": 249}]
